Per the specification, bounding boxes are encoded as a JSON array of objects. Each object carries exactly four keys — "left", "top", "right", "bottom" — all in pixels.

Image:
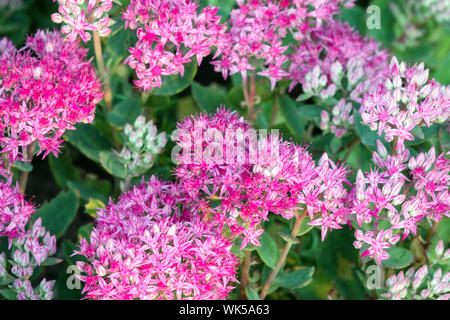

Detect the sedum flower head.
[
  {"left": 0, "top": 179, "right": 35, "bottom": 241},
  {"left": 0, "top": 180, "right": 56, "bottom": 300},
  {"left": 122, "top": 0, "right": 228, "bottom": 91},
  {"left": 173, "top": 108, "right": 350, "bottom": 248},
  {"left": 350, "top": 144, "right": 449, "bottom": 264},
  {"left": 380, "top": 241, "right": 450, "bottom": 300},
  {"left": 51, "top": 0, "right": 114, "bottom": 43},
  {"left": 289, "top": 21, "right": 389, "bottom": 137},
  {"left": 213, "top": 0, "right": 356, "bottom": 89},
  {"left": 75, "top": 176, "right": 239, "bottom": 300},
  {"left": 360, "top": 57, "right": 450, "bottom": 152},
  {"left": 0, "top": 30, "right": 103, "bottom": 161},
  {"left": 115, "top": 115, "right": 167, "bottom": 177}
]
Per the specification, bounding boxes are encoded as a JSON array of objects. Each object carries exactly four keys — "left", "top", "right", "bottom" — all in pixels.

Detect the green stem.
[
  {"left": 259, "top": 211, "right": 305, "bottom": 299},
  {"left": 240, "top": 251, "right": 252, "bottom": 299},
  {"left": 19, "top": 142, "right": 36, "bottom": 193}
]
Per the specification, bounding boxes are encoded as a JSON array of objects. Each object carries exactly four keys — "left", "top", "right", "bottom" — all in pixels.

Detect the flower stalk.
[{"left": 260, "top": 211, "right": 306, "bottom": 299}]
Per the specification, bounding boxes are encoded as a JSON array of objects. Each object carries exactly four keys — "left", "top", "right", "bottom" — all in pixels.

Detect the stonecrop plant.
[{"left": 0, "top": 0, "right": 448, "bottom": 301}]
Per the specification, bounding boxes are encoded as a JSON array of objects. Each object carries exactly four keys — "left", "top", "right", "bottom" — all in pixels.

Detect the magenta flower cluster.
[
  {"left": 0, "top": 180, "right": 34, "bottom": 242},
  {"left": 0, "top": 30, "right": 103, "bottom": 161},
  {"left": 173, "top": 108, "right": 350, "bottom": 247},
  {"left": 75, "top": 176, "right": 239, "bottom": 300},
  {"left": 122, "top": 0, "right": 228, "bottom": 90},
  {"left": 212, "top": 0, "right": 356, "bottom": 89}
]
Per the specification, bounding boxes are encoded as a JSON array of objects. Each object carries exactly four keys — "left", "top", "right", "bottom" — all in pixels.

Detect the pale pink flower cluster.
[
  {"left": 174, "top": 108, "right": 350, "bottom": 248},
  {"left": 122, "top": 0, "right": 228, "bottom": 90},
  {"left": 0, "top": 180, "right": 35, "bottom": 241},
  {"left": 0, "top": 179, "right": 56, "bottom": 300},
  {"left": 51, "top": 0, "right": 114, "bottom": 43},
  {"left": 289, "top": 21, "right": 389, "bottom": 137},
  {"left": 75, "top": 176, "right": 239, "bottom": 300},
  {"left": 0, "top": 30, "right": 103, "bottom": 161},
  {"left": 349, "top": 142, "right": 449, "bottom": 264},
  {"left": 213, "top": 0, "right": 356, "bottom": 89},
  {"left": 380, "top": 241, "right": 450, "bottom": 300},
  {"left": 360, "top": 57, "right": 450, "bottom": 151}
]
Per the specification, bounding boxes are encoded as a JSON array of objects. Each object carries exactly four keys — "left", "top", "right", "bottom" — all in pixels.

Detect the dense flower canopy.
[{"left": 174, "top": 108, "right": 351, "bottom": 247}]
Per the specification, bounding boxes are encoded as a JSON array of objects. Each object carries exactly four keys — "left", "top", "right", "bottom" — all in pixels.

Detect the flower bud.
[{"left": 435, "top": 240, "right": 444, "bottom": 257}]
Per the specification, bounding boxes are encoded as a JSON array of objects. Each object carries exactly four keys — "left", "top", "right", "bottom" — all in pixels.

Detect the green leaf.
[
  {"left": 437, "top": 219, "right": 450, "bottom": 240},
  {"left": 297, "top": 216, "right": 314, "bottom": 237},
  {"left": 85, "top": 198, "right": 106, "bottom": 219},
  {"left": 382, "top": 247, "right": 414, "bottom": 269},
  {"left": 330, "top": 136, "right": 342, "bottom": 154},
  {"left": 0, "top": 288, "right": 17, "bottom": 300},
  {"left": 338, "top": 5, "right": 365, "bottom": 33},
  {"left": 274, "top": 267, "right": 315, "bottom": 289},
  {"left": 41, "top": 257, "right": 63, "bottom": 266},
  {"left": 108, "top": 97, "right": 142, "bottom": 128},
  {"left": 0, "top": 274, "right": 14, "bottom": 286},
  {"left": 354, "top": 112, "right": 379, "bottom": 150},
  {"left": 256, "top": 232, "right": 280, "bottom": 269},
  {"left": 99, "top": 150, "right": 127, "bottom": 179},
  {"left": 411, "top": 126, "right": 424, "bottom": 140},
  {"left": 245, "top": 288, "right": 260, "bottom": 300},
  {"left": 34, "top": 191, "right": 79, "bottom": 239},
  {"left": 62, "top": 240, "right": 77, "bottom": 265},
  {"left": 278, "top": 95, "right": 305, "bottom": 138},
  {"left": 297, "top": 104, "right": 327, "bottom": 119},
  {"left": 296, "top": 92, "right": 313, "bottom": 102},
  {"left": 65, "top": 124, "right": 112, "bottom": 162},
  {"left": 152, "top": 60, "right": 197, "bottom": 96},
  {"left": 12, "top": 161, "right": 33, "bottom": 172},
  {"left": 278, "top": 232, "right": 299, "bottom": 244},
  {"left": 439, "top": 127, "right": 450, "bottom": 151},
  {"left": 365, "top": 0, "right": 395, "bottom": 47},
  {"left": 191, "top": 82, "right": 230, "bottom": 113},
  {"left": 48, "top": 153, "right": 82, "bottom": 189},
  {"left": 78, "top": 224, "right": 94, "bottom": 240},
  {"left": 67, "top": 177, "right": 111, "bottom": 204}
]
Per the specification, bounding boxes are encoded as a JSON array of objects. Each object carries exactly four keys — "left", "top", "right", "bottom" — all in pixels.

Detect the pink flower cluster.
[
  {"left": 349, "top": 142, "right": 449, "bottom": 264},
  {"left": 289, "top": 21, "right": 389, "bottom": 137},
  {"left": 213, "top": 0, "right": 356, "bottom": 89},
  {"left": 0, "top": 180, "right": 34, "bottom": 241},
  {"left": 173, "top": 108, "right": 351, "bottom": 247},
  {"left": 380, "top": 240, "right": 450, "bottom": 300},
  {"left": 51, "top": 0, "right": 114, "bottom": 43},
  {"left": 0, "top": 179, "right": 56, "bottom": 300},
  {"left": 0, "top": 30, "right": 103, "bottom": 161},
  {"left": 122, "top": 0, "right": 228, "bottom": 90},
  {"left": 75, "top": 176, "right": 239, "bottom": 300},
  {"left": 360, "top": 57, "right": 450, "bottom": 150}
]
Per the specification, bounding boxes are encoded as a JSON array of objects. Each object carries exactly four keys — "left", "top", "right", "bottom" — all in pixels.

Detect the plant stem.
[
  {"left": 259, "top": 211, "right": 305, "bottom": 299},
  {"left": 93, "top": 31, "right": 113, "bottom": 112},
  {"left": 240, "top": 251, "right": 252, "bottom": 299},
  {"left": 19, "top": 142, "right": 36, "bottom": 193},
  {"left": 122, "top": 176, "right": 132, "bottom": 193},
  {"left": 242, "top": 74, "right": 257, "bottom": 123}
]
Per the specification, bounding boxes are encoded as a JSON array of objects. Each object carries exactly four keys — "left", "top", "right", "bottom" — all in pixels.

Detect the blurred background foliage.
[{"left": 0, "top": 0, "right": 449, "bottom": 300}]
